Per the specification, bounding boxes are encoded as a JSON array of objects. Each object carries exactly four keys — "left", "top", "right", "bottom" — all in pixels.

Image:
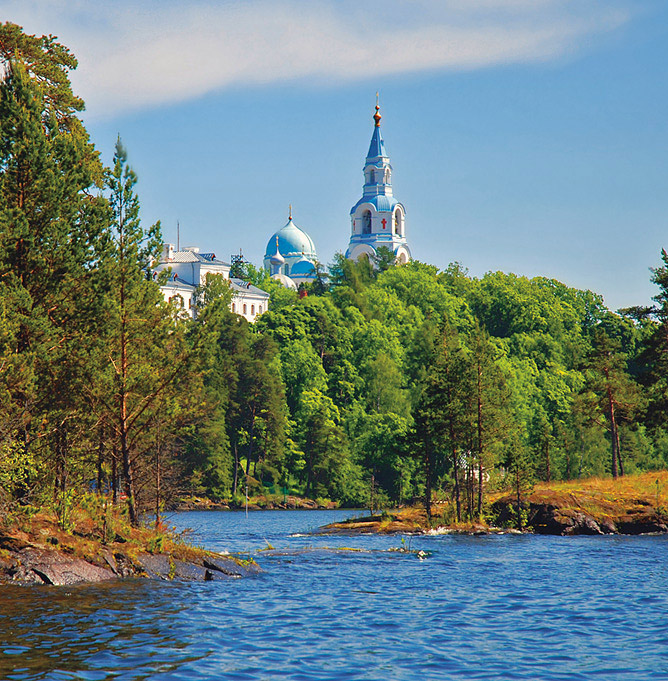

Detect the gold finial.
[
  {"left": 374, "top": 92, "right": 381, "bottom": 127},
  {"left": 289, "top": 204, "right": 292, "bottom": 220}
]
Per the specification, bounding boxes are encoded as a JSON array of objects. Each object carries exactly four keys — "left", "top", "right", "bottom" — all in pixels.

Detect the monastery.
[{"left": 154, "top": 104, "right": 410, "bottom": 322}]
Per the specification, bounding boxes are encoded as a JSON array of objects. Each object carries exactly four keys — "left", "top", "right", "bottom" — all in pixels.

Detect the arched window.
[
  {"left": 362, "top": 210, "right": 372, "bottom": 234},
  {"left": 232, "top": 303, "right": 236, "bottom": 313},
  {"left": 385, "top": 169, "right": 391, "bottom": 183},
  {"left": 369, "top": 169, "right": 375, "bottom": 184},
  {"left": 394, "top": 210, "right": 401, "bottom": 235},
  {"left": 251, "top": 304, "right": 255, "bottom": 315},
  {"left": 243, "top": 303, "right": 247, "bottom": 315},
  {"left": 258, "top": 305, "right": 263, "bottom": 314}
]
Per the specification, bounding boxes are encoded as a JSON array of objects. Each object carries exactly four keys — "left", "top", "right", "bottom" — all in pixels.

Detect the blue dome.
[
  {"left": 350, "top": 194, "right": 400, "bottom": 215},
  {"left": 264, "top": 217, "right": 317, "bottom": 260},
  {"left": 291, "top": 257, "right": 316, "bottom": 276}
]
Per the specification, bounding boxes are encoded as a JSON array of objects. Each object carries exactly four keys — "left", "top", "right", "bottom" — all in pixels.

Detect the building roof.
[
  {"left": 230, "top": 278, "right": 270, "bottom": 299},
  {"left": 264, "top": 216, "right": 317, "bottom": 261},
  {"left": 165, "top": 249, "right": 231, "bottom": 267},
  {"left": 290, "top": 256, "right": 316, "bottom": 276},
  {"left": 366, "top": 125, "right": 388, "bottom": 162},
  {"left": 271, "top": 272, "right": 298, "bottom": 290},
  {"left": 160, "top": 274, "right": 196, "bottom": 292},
  {"left": 350, "top": 194, "right": 401, "bottom": 215}
]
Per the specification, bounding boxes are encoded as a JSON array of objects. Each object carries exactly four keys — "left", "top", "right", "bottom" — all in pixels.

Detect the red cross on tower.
[{"left": 381, "top": 218, "right": 387, "bottom": 229}]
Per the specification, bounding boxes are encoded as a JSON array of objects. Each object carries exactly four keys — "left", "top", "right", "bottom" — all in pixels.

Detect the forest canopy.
[{"left": 1, "top": 23, "right": 667, "bottom": 526}]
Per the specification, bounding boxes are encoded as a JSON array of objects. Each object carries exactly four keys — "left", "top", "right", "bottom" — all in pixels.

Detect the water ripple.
[{"left": 2, "top": 513, "right": 668, "bottom": 680}]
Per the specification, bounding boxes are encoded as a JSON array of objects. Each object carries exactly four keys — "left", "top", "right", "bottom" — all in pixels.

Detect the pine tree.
[
  {"left": 643, "top": 250, "right": 668, "bottom": 427},
  {"left": 96, "top": 138, "right": 186, "bottom": 525},
  {"left": 0, "top": 58, "right": 108, "bottom": 509},
  {"left": 584, "top": 328, "right": 641, "bottom": 478},
  {"left": 467, "top": 321, "right": 511, "bottom": 517}
]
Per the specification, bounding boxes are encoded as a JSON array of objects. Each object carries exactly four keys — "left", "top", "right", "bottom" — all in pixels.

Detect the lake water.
[{"left": 2, "top": 510, "right": 668, "bottom": 680}]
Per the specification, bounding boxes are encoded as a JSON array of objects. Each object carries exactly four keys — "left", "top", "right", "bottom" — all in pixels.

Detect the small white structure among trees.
[{"left": 154, "top": 244, "right": 269, "bottom": 322}]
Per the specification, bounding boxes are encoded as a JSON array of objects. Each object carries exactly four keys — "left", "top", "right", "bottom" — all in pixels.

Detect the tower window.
[
  {"left": 362, "top": 210, "right": 372, "bottom": 234},
  {"left": 394, "top": 210, "right": 401, "bottom": 235},
  {"left": 369, "top": 169, "right": 375, "bottom": 184}
]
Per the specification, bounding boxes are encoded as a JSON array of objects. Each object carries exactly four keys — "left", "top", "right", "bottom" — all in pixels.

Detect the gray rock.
[
  {"left": 171, "top": 559, "right": 208, "bottom": 581},
  {"left": 20, "top": 548, "right": 115, "bottom": 585},
  {"left": 135, "top": 553, "right": 172, "bottom": 579},
  {"left": 203, "top": 556, "right": 247, "bottom": 577}
]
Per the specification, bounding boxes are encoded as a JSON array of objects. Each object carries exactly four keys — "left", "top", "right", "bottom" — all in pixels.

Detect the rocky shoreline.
[
  {"left": 318, "top": 477, "right": 668, "bottom": 537},
  {"left": 0, "top": 509, "right": 261, "bottom": 587},
  {"left": 0, "top": 534, "right": 260, "bottom": 586}
]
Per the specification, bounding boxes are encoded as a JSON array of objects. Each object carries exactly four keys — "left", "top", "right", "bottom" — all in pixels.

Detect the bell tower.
[{"left": 345, "top": 102, "right": 411, "bottom": 264}]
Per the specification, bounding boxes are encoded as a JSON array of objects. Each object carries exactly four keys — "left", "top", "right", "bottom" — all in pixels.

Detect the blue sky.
[{"left": 4, "top": 0, "right": 668, "bottom": 310}]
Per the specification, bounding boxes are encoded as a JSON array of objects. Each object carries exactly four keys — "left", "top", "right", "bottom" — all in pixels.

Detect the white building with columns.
[
  {"left": 154, "top": 244, "right": 269, "bottom": 323},
  {"left": 346, "top": 104, "right": 411, "bottom": 264}
]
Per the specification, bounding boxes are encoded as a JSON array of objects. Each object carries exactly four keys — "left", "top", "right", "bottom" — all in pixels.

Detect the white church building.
[
  {"left": 154, "top": 244, "right": 269, "bottom": 323},
  {"left": 263, "top": 208, "right": 318, "bottom": 290},
  {"left": 154, "top": 102, "right": 411, "bottom": 313}
]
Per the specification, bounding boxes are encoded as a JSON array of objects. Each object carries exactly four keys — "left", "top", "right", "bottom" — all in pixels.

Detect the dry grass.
[
  {"left": 320, "top": 470, "right": 668, "bottom": 534},
  {"left": 523, "top": 471, "right": 668, "bottom": 524},
  {"left": 0, "top": 501, "right": 218, "bottom": 573}
]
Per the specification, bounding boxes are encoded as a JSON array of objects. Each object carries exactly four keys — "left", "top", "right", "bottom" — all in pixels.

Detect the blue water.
[{"left": 2, "top": 510, "right": 668, "bottom": 680}]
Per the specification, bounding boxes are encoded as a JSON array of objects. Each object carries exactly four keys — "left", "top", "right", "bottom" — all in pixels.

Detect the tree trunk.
[
  {"left": 616, "top": 429, "right": 624, "bottom": 477},
  {"left": 452, "top": 445, "right": 461, "bottom": 523},
  {"left": 120, "top": 426, "right": 137, "bottom": 525},
  {"left": 111, "top": 447, "right": 118, "bottom": 505},
  {"left": 424, "top": 449, "right": 432, "bottom": 520},
  {"left": 544, "top": 439, "right": 551, "bottom": 483},
  {"left": 515, "top": 464, "right": 522, "bottom": 531},
  {"left": 97, "top": 426, "right": 105, "bottom": 493},
  {"left": 476, "top": 364, "right": 484, "bottom": 518},
  {"left": 606, "top": 379, "right": 619, "bottom": 479},
  {"left": 155, "top": 429, "right": 162, "bottom": 527},
  {"left": 232, "top": 442, "right": 239, "bottom": 495}
]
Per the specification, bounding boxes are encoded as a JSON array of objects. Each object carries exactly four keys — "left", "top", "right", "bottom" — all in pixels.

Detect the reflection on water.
[
  {"left": 0, "top": 580, "right": 204, "bottom": 679},
  {"left": 1, "top": 511, "right": 668, "bottom": 680}
]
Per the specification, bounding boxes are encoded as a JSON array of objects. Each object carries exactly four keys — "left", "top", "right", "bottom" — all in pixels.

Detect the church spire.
[
  {"left": 345, "top": 101, "right": 411, "bottom": 266},
  {"left": 366, "top": 101, "right": 388, "bottom": 162}
]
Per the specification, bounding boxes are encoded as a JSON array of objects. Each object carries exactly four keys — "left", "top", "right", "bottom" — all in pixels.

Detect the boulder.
[{"left": 18, "top": 548, "right": 116, "bottom": 585}]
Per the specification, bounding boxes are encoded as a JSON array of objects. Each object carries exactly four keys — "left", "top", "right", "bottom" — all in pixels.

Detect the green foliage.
[
  {"left": 0, "top": 440, "right": 36, "bottom": 510},
  {"left": 0, "top": 23, "right": 666, "bottom": 524}
]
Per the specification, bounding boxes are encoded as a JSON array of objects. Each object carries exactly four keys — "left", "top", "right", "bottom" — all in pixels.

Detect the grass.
[
  {"left": 320, "top": 470, "right": 668, "bottom": 534},
  {"left": 511, "top": 470, "right": 668, "bottom": 526},
  {"left": 0, "top": 495, "right": 247, "bottom": 575}
]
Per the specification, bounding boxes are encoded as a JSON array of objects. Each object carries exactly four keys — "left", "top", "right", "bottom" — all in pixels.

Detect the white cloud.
[{"left": 1, "top": 0, "right": 631, "bottom": 118}]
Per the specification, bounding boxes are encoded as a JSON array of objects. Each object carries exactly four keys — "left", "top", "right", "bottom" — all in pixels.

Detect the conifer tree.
[
  {"left": 644, "top": 250, "right": 668, "bottom": 427},
  {"left": 96, "top": 138, "right": 185, "bottom": 525},
  {"left": 584, "top": 328, "right": 641, "bottom": 478},
  {"left": 0, "top": 58, "right": 108, "bottom": 508}
]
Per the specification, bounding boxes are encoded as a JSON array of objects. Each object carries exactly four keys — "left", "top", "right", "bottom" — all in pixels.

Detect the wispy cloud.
[{"left": 2, "top": 0, "right": 631, "bottom": 118}]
